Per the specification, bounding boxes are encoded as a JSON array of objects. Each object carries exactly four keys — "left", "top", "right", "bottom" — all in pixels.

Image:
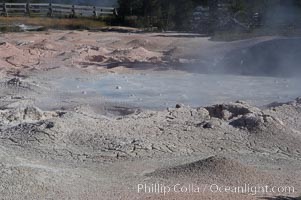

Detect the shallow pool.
[{"left": 60, "top": 71, "right": 301, "bottom": 109}]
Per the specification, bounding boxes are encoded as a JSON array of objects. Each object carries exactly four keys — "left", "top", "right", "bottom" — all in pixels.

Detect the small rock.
[
  {"left": 46, "top": 122, "right": 55, "bottom": 129},
  {"left": 230, "top": 113, "right": 264, "bottom": 130},
  {"left": 116, "top": 86, "right": 122, "bottom": 90},
  {"left": 7, "top": 78, "right": 21, "bottom": 86},
  {"left": 235, "top": 100, "right": 248, "bottom": 105},
  {"left": 197, "top": 121, "right": 214, "bottom": 129},
  {"left": 203, "top": 122, "right": 214, "bottom": 129},
  {"left": 175, "top": 104, "right": 183, "bottom": 109}
]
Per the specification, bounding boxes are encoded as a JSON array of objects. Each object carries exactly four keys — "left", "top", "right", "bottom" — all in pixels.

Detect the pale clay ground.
[{"left": 0, "top": 30, "right": 300, "bottom": 200}]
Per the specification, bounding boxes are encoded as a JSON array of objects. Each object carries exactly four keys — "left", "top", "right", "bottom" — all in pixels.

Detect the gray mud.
[
  {"left": 55, "top": 72, "right": 301, "bottom": 109},
  {"left": 0, "top": 31, "right": 301, "bottom": 200}
]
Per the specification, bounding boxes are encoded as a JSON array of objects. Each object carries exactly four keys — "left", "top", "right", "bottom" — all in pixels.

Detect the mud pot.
[
  {"left": 56, "top": 72, "right": 301, "bottom": 110},
  {"left": 0, "top": 30, "right": 301, "bottom": 200}
]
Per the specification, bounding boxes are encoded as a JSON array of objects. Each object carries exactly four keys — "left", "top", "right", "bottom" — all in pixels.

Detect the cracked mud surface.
[{"left": 0, "top": 30, "right": 301, "bottom": 199}]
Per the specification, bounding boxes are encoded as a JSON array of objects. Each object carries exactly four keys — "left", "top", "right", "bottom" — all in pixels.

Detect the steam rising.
[
  {"left": 221, "top": 38, "right": 301, "bottom": 77},
  {"left": 198, "top": 1, "right": 301, "bottom": 78},
  {"left": 264, "top": 0, "right": 301, "bottom": 27}
]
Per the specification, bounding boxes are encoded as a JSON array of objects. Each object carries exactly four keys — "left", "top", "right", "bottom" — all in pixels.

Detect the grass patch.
[{"left": 0, "top": 16, "right": 107, "bottom": 30}]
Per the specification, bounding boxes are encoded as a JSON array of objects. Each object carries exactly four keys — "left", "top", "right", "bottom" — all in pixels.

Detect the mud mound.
[
  {"left": 0, "top": 121, "right": 55, "bottom": 145},
  {"left": 229, "top": 112, "right": 285, "bottom": 131},
  {"left": 31, "top": 40, "right": 56, "bottom": 51},
  {"left": 108, "top": 47, "right": 162, "bottom": 63},
  {"left": 86, "top": 55, "right": 107, "bottom": 63},
  {"left": 147, "top": 156, "right": 274, "bottom": 185},
  {"left": 0, "top": 42, "right": 24, "bottom": 58},
  {"left": 205, "top": 101, "right": 261, "bottom": 120},
  {"left": 96, "top": 47, "right": 111, "bottom": 55},
  {"left": 205, "top": 102, "right": 284, "bottom": 131},
  {"left": 0, "top": 106, "right": 58, "bottom": 125},
  {"left": 222, "top": 38, "right": 301, "bottom": 77},
  {"left": 77, "top": 46, "right": 111, "bottom": 64},
  {"left": 74, "top": 46, "right": 110, "bottom": 66},
  {"left": 0, "top": 42, "right": 40, "bottom": 68},
  {"left": 78, "top": 46, "right": 111, "bottom": 55},
  {"left": 126, "top": 39, "right": 158, "bottom": 49}
]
